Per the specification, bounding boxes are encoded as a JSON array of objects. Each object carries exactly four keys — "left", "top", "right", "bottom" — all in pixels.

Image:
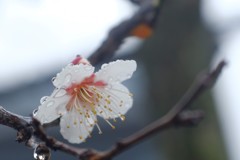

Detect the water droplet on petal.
[
  {"left": 108, "top": 77, "right": 113, "bottom": 82},
  {"left": 40, "top": 96, "right": 48, "bottom": 104},
  {"left": 46, "top": 101, "right": 55, "bottom": 107},
  {"left": 51, "top": 77, "right": 56, "bottom": 82},
  {"left": 33, "top": 109, "right": 38, "bottom": 116},
  {"left": 84, "top": 65, "right": 93, "bottom": 71},
  {"left": 115, "top": 75, "right": 122, "bottom": 82},
  {"left": 72, "top": 80, "right": 76, "bottom": 84},
  {"left": 43, "top": 119, "right": 50, "bottom": 124},
  {"left": 102, "top": 70, "right": 107, "bottom": 75},
  {"left": 64, "top": 74, "right": 72, "bottom": 84},
  {"left": 54, "top": 89, "right": 67, "bottom": 97},
  {"left": 125, "top": 102, "right": 131, "bottom": 108},
  {"left": 74, "top": 68, "right": 79, "bottom": 72},
  {"left": 106, "top": 84, "right": 112, "bottom": 90},
  {"left": 126, "top": 73, "right": 132, "bottom": 79},
  {"left": 101, "top": 64, "right": 108, "bottom": 69}
]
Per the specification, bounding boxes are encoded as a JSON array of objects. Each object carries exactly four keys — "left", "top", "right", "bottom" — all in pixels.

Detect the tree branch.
[
  {"left": 0, "top": 106, "right": 32, "bottom": 142},
  {"left": 88, "top": 0, "right": 163, "bottom": 65},
  {"left": 0, "top": 106, "right": 30, "bottom": 130}
]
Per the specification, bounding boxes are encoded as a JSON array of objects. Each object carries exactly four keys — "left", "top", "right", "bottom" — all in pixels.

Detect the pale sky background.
[
  {"left": 0, "top": 0, "right": 137, "bottom": 91},
  {"left": 202, "top": 0, "right": 240, "bottom": 160}
]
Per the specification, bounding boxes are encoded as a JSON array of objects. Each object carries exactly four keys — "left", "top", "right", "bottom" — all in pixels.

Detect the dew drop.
[
  {"left": 126, "top": 73, "right": 132, "bottom": 79},
  {"left": 84, "top": 65, "right": 93, "bottom": 71},
  {"left": 64, "top": 74, "right": 72, "bottom": 84},
  {"left": 34, "top": 144, "right": 51, "bottom": 160},
  {"left": 51, "top": 77, "right": 56, "bottom": 82},
  {"left": 101, "top": 64, "right": 108, "bottom": 69},
  {"left": 46, "top": 101, "right": 55, "bottom": 107},
  {"left": 33, "top": 109, "right": 38, "bottom": 116},
  {"left": 115, "top": 75, "right": 122, "bottom": 82},
  {"left": 102, "top": 70, "right": 107, "bottom": 75},
  {"left": 108, "top": 77, "right": 113, "bottom": 82},
  {"left": 40, "top": 96, "right": 48, "bottom": 104},
  {"left": 106, "top": 84, "right": 112, "bottom": 90},
  {"left": 54, "top": 89, "right": 67, "bottom": 97},
  {"left": 74, "top": 68, "right": 79, "bottom": 72},
  {"left": 43, "top": 119, "right": 50, "bottom": 124},
  {"left": 125, "top": 102, "right": 131, "bottom": 108}
]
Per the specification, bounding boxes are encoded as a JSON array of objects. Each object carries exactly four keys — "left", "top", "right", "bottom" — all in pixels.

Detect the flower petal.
[
  {"left": 60, "top": 108, "right": 95, "bottom": 144},
  {"left": 34, "top": 95, "right": 69, "bottom": 124},
  {"left": 95, "top": 83, "right": 133, "bottom": 120},
  {"left": 95, "top": 60, "right": 137, "bottom": 84},
  {"left": 53, "top": 64, "right": 94, "bottom": 88}
]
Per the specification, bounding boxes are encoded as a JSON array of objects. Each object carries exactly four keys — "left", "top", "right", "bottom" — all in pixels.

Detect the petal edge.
[{"left": 95, "top": 60, "right": 137, "bottom": 84}]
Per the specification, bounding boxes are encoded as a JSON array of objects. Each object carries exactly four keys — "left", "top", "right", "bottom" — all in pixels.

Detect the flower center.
[{"left": 65, "top": 74, "right": 106, "bottom": 111}]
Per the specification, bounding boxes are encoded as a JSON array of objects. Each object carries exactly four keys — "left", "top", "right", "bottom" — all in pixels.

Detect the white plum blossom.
[{"left": 34, "top": 56, "right": 137, "bottom": 143}]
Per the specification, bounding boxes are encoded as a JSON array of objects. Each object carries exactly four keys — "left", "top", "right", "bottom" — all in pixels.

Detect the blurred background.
[{"left": 1, "top": 0, "right": 239, "bottom": 159}]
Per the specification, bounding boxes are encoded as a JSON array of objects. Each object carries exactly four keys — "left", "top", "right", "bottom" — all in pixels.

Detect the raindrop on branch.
[{"left": 34, "top": 144, "right": 51, "bottom": 160}]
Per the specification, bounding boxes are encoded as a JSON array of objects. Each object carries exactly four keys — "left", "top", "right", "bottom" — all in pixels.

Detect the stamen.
[
  {"left": 93, "top": 89, "right": 121, "bottom": 118},
  {"left": 99, "top": 92, "right": 120, "bottom": 116},
  {"left": 74, "top": 120, "right": 77, "bottom": 125},
  {"left": 96, "top": 102, "right": 111, "bottom": 116},
  {"left": 80, "top": 89, "right": 93, "bottom": 104},
  {"left": 81, "top": 87, "right": 93, "bottom": 98},
  {"left": 76, "top": 106, "right": 92, "bottom": 134},
  {"left": 95, "top": 123, "right": 103, "bottom": 134},
  {"left": 94, "top": 87, "right": 124, "bottom": 111},
  {"left": 82, "top": 108, "right": 96, "bottom": 127},
  {"left": 105, "top": 119, "right": 115, "bottom": 129},
  {"left": 120, "top": 115, "right": 126, "bottom": 121},
  {"left": 91, "top": 109, "right": 97, "bottom": 115}
]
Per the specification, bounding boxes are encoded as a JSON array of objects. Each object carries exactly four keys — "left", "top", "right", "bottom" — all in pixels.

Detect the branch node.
[
  {"left": 16, "top": 127, "right": 33, "bottom": 143},
  {"left": 174, "top": 110, "right": 205, "bottom": 127}
]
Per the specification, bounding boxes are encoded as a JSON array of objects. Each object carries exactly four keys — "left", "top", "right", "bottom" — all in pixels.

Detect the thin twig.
[{"left": 88, "top": 0, "right": 163, "bottom": 65}]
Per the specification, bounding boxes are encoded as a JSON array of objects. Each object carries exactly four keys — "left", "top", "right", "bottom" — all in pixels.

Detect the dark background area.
[{"left": 0, "top": 0, "right": 227, "bottom": 159}]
